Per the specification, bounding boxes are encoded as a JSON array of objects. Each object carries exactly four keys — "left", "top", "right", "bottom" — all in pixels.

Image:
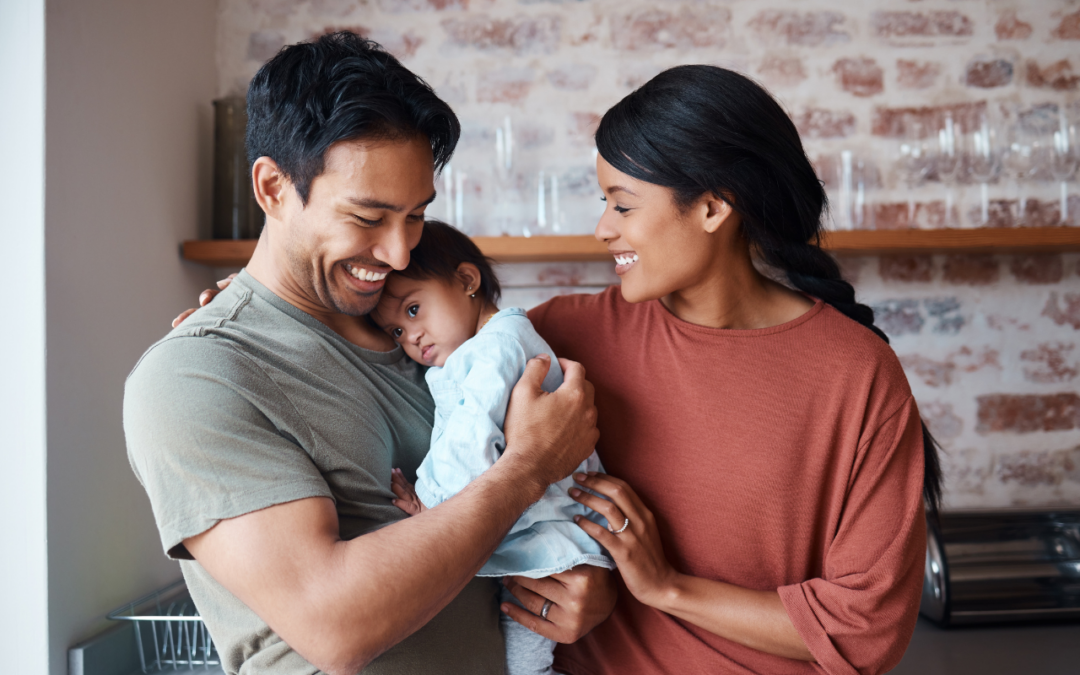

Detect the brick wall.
[{"left": 219, "top": 0, "right": 1080, "bottom": 508}]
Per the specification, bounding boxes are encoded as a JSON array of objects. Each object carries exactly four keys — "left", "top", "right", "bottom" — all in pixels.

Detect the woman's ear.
[
  {"left": 702, "top": 193, "right": 736, "bottom": 234},
  {"left": 456, "top": 262, "right": 482, "bottom": 297}
]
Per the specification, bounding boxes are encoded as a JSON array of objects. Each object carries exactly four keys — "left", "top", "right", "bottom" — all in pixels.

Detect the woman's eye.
[
  {"left": 407, "top": 304, "right": 419, "bottom": 318},
  {"left": 613, "top": 205, "right": 630, "bottom": 214},
  {"left": 391, "top": 327, "right": 403, "bottom": 339}
]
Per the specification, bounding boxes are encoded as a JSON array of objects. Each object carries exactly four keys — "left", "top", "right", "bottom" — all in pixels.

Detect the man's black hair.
[
  {"left": 395, "top": 220, "right": 501, "bottom": 305},
  {"left": 246, "top": 31, "right": 460, "bottom": 203}
]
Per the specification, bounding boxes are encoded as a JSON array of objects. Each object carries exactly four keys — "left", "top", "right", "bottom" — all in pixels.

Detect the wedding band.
[
  {"left": 541, "top": 599, "right": 553, "bottom": 620},
  {"left": 611, "top": 518, "right": 629, "bottom": 534}
]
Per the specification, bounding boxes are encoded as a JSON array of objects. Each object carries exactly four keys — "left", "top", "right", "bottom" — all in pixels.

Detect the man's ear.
[
  {"left": 702, "top": 193, "right": 736, "bottom": 234},
  {"left": 252, "top": 156, "right": 291, "bottom": 222},
  {"left": 456, "top": 262, "right": 482, "bottom": 296}
]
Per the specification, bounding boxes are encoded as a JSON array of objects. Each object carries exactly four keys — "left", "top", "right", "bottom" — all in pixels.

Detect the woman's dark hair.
[
  {"left": 246, "top": 31, "right": 459, "bottom": 204},
  {"left": 595, "top": 65, "right": 942, "bottom": 516},
  {"left": 394, "top": 219, "right": 501, "bottom": 306}
]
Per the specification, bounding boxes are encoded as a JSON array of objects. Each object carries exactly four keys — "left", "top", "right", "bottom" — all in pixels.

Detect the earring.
[{"left": 468, "top": 285, "right": 476, "bottom": 298}]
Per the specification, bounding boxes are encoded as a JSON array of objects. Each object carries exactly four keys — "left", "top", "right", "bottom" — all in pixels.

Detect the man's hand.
[
  {"left": 500, "top": 565, "right": 617, "bottom": 643},
  {"left": 503, "top": 355, "right": 599, "bottom": 491},
  {"left": 172, "top": 274, "right": 236, "bottom": 327}
]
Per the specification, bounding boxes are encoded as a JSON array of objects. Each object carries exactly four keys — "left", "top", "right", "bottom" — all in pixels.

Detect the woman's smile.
[{"left": 611, "top": 250, "right": 639, "bottom": 275}]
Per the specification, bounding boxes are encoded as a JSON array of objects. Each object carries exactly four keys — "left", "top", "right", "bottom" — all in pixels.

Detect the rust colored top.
[{"left": 528, "top": 287, "right": 926, "bottom": 675}]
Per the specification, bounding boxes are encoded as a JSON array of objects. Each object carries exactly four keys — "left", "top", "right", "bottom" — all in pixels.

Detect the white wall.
[
  {"left": 45, "top": 0, "right": 218, "bottom": 670},
  {"left": 0, "top": 0, "right": 49, "bottom": 672}
]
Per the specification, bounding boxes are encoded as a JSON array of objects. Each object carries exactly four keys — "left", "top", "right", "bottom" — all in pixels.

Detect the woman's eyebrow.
[{"left": 606, "top": 185, "right": 639, "bottom": 197}]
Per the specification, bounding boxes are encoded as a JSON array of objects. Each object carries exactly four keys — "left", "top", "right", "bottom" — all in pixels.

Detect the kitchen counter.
[{"left": 890, "top": 617, "right": 1080, "bottom": 674}]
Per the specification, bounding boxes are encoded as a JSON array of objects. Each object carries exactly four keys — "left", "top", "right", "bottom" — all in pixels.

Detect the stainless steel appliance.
[{"left": 921, "top": 509, "right": 1080, "bottom": 625}]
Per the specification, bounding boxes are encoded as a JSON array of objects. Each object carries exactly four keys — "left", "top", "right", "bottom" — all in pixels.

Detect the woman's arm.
[{"left": 569, "top": 472, "right": 813, "bottom": 661}]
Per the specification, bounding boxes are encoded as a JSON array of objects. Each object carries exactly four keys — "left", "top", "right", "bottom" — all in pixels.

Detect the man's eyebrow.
[{"left": 346, "top": 191, "right": 438, "bottom": 212}]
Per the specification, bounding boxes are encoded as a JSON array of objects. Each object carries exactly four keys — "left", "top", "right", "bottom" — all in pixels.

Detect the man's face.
[{"left": 277, "top": 136, "right": 436, "bottom": 317}]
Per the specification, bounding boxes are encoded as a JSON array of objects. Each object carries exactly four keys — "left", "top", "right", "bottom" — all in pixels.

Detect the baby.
[{"left": 370, "top": 220, "right": 614, "bottom": 675}]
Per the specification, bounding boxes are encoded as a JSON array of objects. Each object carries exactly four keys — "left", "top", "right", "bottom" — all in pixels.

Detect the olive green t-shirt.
[{"left": 124, "top": 270, "right": 504, "bottom": 675}]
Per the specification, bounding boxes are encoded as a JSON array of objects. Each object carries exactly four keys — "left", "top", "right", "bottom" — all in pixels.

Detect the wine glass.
[
  {"left": 1003, "top": 122, "right": 1037, "bottom": 226},
  {"left": 1049, "top": 108, "right": 1078, "bottom": 226},
  {"left": 836, "top": 150, "right": 869, "bottom": 230},
  {"left": 897, "top": 115, "right": 935, "bottom": 227},
  {"left": 936, "top": 113, "right": 962, "bottom": 228},
  {"left": 966, "top": 114, "right": 1000, "bottom": 228}
]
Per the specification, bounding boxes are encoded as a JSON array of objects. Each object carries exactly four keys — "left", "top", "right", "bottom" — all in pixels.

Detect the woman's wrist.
[{"left": 638, "top": 569, "right": 689, "bottom": 614}]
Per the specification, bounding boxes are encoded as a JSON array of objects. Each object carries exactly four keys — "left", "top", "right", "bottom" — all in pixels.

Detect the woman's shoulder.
[{"left": 527, "top": 286, "right": 628, "bottom": 340}]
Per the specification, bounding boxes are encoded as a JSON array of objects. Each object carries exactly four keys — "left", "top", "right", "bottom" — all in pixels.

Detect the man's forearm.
[{"left": 274, "top": 456, "right": 546, "bottom": 674}]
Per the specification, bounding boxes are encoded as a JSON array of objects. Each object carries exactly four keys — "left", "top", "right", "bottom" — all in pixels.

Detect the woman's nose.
[{"left": 594, "top": 208, "right": 619, "bottom": 243}]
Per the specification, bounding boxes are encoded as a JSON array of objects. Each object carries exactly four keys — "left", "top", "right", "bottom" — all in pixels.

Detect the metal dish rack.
[{"left": 106, "top": 580, "right": 220, "bottom": 672}]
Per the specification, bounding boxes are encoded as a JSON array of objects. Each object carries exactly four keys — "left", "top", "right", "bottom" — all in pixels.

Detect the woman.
[
  {"left": 182, "top": 65, "right": 939, "bottom": 675},
  {"left": 505, "top": 65, "right": 941, "bottom": 675}
]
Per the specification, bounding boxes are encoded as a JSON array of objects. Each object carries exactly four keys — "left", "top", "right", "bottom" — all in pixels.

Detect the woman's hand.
[
  {"left": 171, "top": 273, "right": 237, "bottom": 327},
  {"left": 500, "top": 565, "right": 617, "bottom": 643},
  {"left": 389, "top": 468, "right": 426, "bottom": 516},
  {"left": 569, "top": 472, "right": 681, "bottom": 608}
]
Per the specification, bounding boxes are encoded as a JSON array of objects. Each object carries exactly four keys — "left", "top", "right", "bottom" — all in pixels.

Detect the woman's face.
[{"left": 594, "top": 155, "right": 729, "bottom": 304}]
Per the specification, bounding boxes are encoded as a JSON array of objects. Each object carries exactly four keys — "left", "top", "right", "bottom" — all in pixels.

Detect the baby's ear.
[{"left": 456, "top": 262, "right": 482, "bottom": 294}]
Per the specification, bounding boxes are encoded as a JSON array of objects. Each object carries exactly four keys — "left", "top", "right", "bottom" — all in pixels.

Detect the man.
[{"left": 124, "top": 33, "right": 613, "bottom": 675}]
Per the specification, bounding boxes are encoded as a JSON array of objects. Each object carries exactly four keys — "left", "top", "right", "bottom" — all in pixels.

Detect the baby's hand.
[{"left": 390, "top": 468, "right": 427, "bottom": 516}]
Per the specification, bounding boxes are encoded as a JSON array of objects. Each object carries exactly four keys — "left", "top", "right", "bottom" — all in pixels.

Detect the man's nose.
[{"left": 374, "top": 221, "right": 414, "bottom": 271}]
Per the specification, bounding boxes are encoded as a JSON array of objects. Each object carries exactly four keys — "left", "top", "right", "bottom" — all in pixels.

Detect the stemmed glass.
[
  {"left": 897, "top": 115, "right": 935, "bottom": 227},
  {"left": 1049, "top": 108, "right": 1078, "bottom": 226},
  {"left": 836, "top": 150, "right": 869, "bottom": 230},
  {"left": 936, "top": 113, "right": 962, "bottom": 228},
  {"left": 1003, "top": 122, "right": 1038, "bottom": 226},
  {"left": 967, "top": 114, "right": 1000, "bottom": 228}
]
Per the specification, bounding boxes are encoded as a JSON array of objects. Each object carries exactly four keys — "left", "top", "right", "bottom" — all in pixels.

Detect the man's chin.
[{"left": 329, "top": 289, "right": 383, "bottom": 317}]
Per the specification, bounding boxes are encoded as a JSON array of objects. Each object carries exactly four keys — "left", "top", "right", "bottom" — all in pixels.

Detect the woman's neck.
[{"left": 660, "top": 241, "right": 813, "bottom": 330}]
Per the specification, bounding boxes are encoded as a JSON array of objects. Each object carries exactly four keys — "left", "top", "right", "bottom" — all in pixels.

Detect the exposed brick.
[
  {"left": 250, "top": 0, "right": 300, "bottom": 18},
  {"left": 1052, "top": 9, "right": 1080, "bottom": 40},
  {"left": 872, "top": 11, "right": 974, "bottom": 38},
  {"left": 757, "top": 56, "right": 807, "bottom": 87},
  {"left": 872, "top": 201, "right": 948, "bottom": 230},
  {"left": 997, "top": 447, "right": 1080, "bottom": 486},
  {"left": 836, "top": 257, "right": 865, "bottom": 285},
  {"left": 901, "top": 354, "right": 955, "bottom": 387},
  {"left": 1021, "top": 343, "right": 1078, "bottom": 383},
  {"left": 977, "top": 393, "right": 1080, "bottom": 434},
  {"left": 1011, "top": 254, "right": 1064, "bottom": 284},
  {"left": 515, "top": 122, "right": 554, "bottom": 149},
  {"left": 748, "top": 10, "right": 850, "bottom": 47},
  {"left": 321, "top": 25, "right": 425, "bottom": 58},
  {"left": 610, "top": 7, "right": 730, "bottom": 51},
  {"left": 943, "top": 254, "right": 1000, "bottom": 285},
  {"left": 922, "top": 401, "right": 964, "bottom": 440},
  {"left": 379, "top": 0, "right": 468, "bottom": 12},
  {"left": 966, "top": 199, "right": 1017, "bottom": 228},
  {"left": 568, "top": 111, "right": 600, "bottom": 139},
  {"left": 872, "top": 101, "right": 987, "bottom": 137},
  {"left": 964, "top": 57, "right": 1014, "bottom": 88},
  {"left": 871, "top": 299, "right": 924, "bottom": 336},
  {"left": 1043, "top": 292, "right": 1080, "bottom": 330},
  {"left": 995, "top": 10, "right": 1033, "bottom": 40},
  {"left": 943, "top": 447, "right": 992, "bottom": 496},
  {"left": 442, "top": 14, "right": 561, "bottom": 55},
  {"left": 897, "top": 59, "right": 941, "bottom": 90},
  {"left": 880, "top": 255, "right": 933, "bottom": 282},
  {"left": 546, "top": 64, "right": 597, "bottom": 91},
  {"left": 832, "top": 57, "right": 883, "bottom": 97},
  {"left": 247, "top": 31, "right": 285, "bottom": 62},
  {"left": 476, "top": 67, "right": 535, "bottom": 103},
  {"left": 925, "top": 297, "right": 966, "bottom": 334},
  {"left": 1026, "top": 59, "right": 1080, "bottom": 91},
  {"left": 793, "top": 108, "right": 856, "bottom": 139}
]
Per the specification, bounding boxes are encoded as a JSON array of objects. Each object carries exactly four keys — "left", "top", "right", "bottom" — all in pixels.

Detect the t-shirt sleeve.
[
  {"left": 123, "top": 337, "right": 332, "bottom": 560},
  {"left": 777, "top": 396, "right": 926, "bottom": 675},
  {"left": 414, "top": 333, "right": 527, "bottom": 512}
]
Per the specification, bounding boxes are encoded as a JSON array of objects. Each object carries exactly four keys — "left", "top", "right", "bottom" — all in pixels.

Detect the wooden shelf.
[{"left": 183, "top": 227, "right": 1080, "bottom": 267}]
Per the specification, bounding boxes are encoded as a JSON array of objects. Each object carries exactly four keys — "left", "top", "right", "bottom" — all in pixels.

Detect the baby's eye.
[
  {"left": 407, "top": 304, "right": 419, "bottom": 318},
  {"left": 391, "top": 327, "right": 403, "bottom": 339}
]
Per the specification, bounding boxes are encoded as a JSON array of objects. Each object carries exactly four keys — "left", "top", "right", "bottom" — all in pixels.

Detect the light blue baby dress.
[{"left": 415, "top": 307, "right": 614, "bottom": 578}]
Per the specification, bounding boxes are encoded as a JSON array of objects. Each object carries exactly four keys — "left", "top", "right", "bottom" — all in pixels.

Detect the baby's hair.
[{"left": 395, "top": 219, "right": 502, "bottom": 305}]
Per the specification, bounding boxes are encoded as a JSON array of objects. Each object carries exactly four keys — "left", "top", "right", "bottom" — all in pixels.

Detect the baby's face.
[{"left": 371, "top": 274, "right": 477, "bottom": 367}]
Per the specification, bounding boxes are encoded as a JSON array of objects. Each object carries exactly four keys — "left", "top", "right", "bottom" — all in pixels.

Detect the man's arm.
[{"left": 185, "top": 355, "right": 600, "bottom": 675}]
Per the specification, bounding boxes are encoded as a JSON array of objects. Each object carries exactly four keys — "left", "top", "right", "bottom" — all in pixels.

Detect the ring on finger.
[
  {"left": 609, "top": 518, "right": 629, "bottom": 534},
  {"left": 541, "top": 599, "right": 553, "bottom": 619}
]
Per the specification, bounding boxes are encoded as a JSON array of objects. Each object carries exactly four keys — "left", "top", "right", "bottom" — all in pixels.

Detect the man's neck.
[{"left": 245, "top": 233, "right": 398, "bottom": 352}]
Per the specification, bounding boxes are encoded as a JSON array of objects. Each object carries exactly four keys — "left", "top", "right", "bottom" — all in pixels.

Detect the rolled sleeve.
[{"left": 778, "top": 397, "right": 926, "bottom": 675}]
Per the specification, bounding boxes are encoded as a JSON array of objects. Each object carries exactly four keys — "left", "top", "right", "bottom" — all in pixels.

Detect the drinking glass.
[
  {"left": 936, "top": 113, "right": 962, "bottom": 228},
  {"left": 1049, "top": 109, "right": 1078, "bottom": 226},
  {"left": 897, "top": 115, "right": 935, "bottom": 227},
  {"left": 966, "top": 114, "right": 1000, "bottom": 228},
  {"left": 836, "top": 150, "right": 869, "bottom": 230},
  {"left": 1003, "top": 122, "right": 1037, "bottom": 226}
]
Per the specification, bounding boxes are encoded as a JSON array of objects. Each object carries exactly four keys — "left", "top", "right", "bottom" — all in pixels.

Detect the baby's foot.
[{"left": 390, "top": 468, "right": 427, "bottom": 516}]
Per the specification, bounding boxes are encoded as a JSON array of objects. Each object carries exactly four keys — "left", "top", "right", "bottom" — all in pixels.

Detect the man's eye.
[
  {"left": 355, "top": 215, "right": 380, "bottom": 226},
  {"left": 391, "top": 328, "right": 403, "bottom": 339},
  {"left": 407, "top": 304, "right": 419, "bottom": 318}
]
